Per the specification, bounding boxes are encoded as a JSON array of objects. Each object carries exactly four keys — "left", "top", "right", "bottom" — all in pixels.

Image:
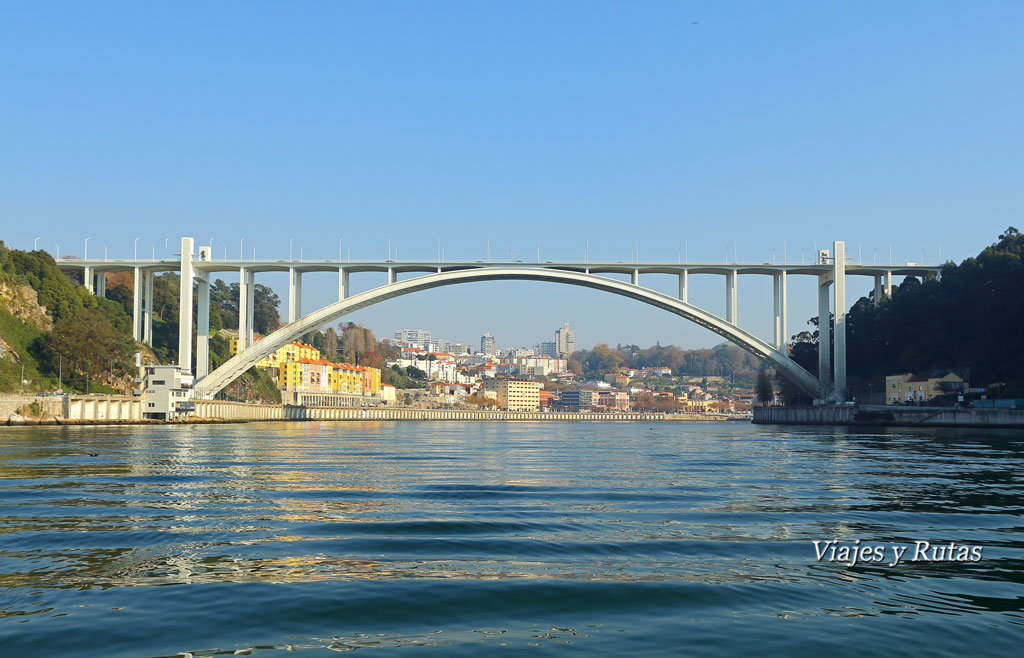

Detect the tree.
[
  {"left": 756, "top": 369, "right": 774, "bottom": 405},
  {"left": 340, "top": 323, "right": 376, "bottom": 364},
  {"left": 252, "top": 284, "right": 281, "bottom": 334},
  {"left": 41, "top": 308, "right": 133, "bottom": 391},
  {"left": 360, "top": 351, "right": 384, "bottom": 370},
  {"left": 324, "top": 327, "right": 338, "bottom": 359}
]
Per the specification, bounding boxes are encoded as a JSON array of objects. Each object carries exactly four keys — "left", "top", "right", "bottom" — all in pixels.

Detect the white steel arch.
[{"left": 195, "top": 267, "right": 822, "bottom": 398}]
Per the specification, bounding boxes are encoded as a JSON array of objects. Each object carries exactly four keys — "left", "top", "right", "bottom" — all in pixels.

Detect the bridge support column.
[
  {"left": 288, "top": 268, "right": 302, "bottom": 323},
  {"left": 885, "top": 271, "right": 892, "bottom": 299},
  {"left": 388, "top": 267, "right": 396, "bottom": 285},
  {"left": 338, "top": 268, "right": 348, "bottom": 300},
  {"left": 726, "top": 270, "right": 738, "bottom": 324},
  {"left": 239, "top": 267, "right": 255, "bottom": 350},
  {"left": 196, "top": 273, "right": 210, "bottom": 379},
  {"left": 244, "top": 270, "right": 254, "bottom": 346},
  {"left": 772, "top": 273, "right": 783, "bottom": 349},
  {"left": 873, "top": 275, "right": 882, "bottom": 307},
  {"left": 132, "top": 267, "right": 142, "bottom": 341},
  {"left": 631, "top": 269, "right": 639, "bottom": 286},
  {"left": 84, "top": 266, "right": 93, "bottom": 294},
  {"left": 780, "top": 271, "right": 787, "bottom": 350},
  {"left": 143, "top": 271, "right": 154, "bottom": 345},
  {"left": 178, "top": 237, "right": 194, "bottom": 374},
  {"left": 832, "top": 241, "right": 847, "bottom": 402},
  {"left": 677, "top": 271, "right": 688, "bottom": 303},
  {"left": 817, "top": 274, "right": 831, "bottom": 399},
  {"left": 95, "top": 271, "right": 106, "bottom": 297}
]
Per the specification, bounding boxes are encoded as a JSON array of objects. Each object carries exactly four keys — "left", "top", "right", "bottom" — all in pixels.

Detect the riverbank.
[
  {"left": 753, "top": 404, "right": 1024, "bottom": 429},
  {"left": 5, "top": 408, "right": 738, "bottom": 426},
  {"left": 1, "top": 394, "right": 743, "bottom": 426}
]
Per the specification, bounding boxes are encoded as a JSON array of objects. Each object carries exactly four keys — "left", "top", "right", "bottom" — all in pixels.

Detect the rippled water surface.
[{"left": 2, "top": 421, "right": 1022, "bottom": 656}]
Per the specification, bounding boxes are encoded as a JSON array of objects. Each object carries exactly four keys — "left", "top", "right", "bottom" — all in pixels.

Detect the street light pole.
[
  {"left": 289, "top": 237, "right": 294, "bottom": 261},
  {"left": 240, "top": 237, "right": 245, "bottom": 260},
  {"left": 34, "top": 237, "right": 40, "bottom": 250},
  {"left": 84, "top": 237, "right": 90, "bottom": 259},
  {"left": 134, "top": 237, "right": 140, "bottom": 260}
]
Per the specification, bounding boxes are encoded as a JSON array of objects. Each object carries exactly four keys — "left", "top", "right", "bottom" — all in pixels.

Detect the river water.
[{"left": 1, "top": 421, "right": 1021, "bottom": 656}]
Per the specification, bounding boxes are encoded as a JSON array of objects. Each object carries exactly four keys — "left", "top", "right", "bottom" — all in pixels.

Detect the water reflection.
[{"left": 1, "top": 422, "right": 1022, "bottom": 656}]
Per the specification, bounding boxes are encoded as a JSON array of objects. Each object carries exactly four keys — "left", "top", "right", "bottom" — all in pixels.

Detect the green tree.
[
  {"left": 756, "top": 368, "right": 774, "bottom": 405},
  {"left": 41, "top": 308, "right": 133, "bottom": 391}
]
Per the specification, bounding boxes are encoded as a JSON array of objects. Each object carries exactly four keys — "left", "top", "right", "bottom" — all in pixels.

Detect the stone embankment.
[
  {"left": 3, "top": 394, "right": 735, "bottom": 425},
  {"left": 753, "top": 404, "right": 1024, "bottom": 429}
]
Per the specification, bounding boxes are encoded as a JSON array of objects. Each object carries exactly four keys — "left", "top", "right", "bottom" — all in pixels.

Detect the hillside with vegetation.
[
  {"left": 568, "top": 341, "right": 762, "bottom": 385},
  {"left": 782, "top": 228, "right": 1024, "bottom": 402},
  {"left": 0, "top": 243, "right": 136, "bottom": 393},
  {"left": 0, "top": 243, "right": 281, "bottom": 401}
]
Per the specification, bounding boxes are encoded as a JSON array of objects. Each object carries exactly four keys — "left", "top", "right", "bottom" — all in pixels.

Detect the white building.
[
  {"left": 394, "top": 329, "right": 432, "bottom": 349},
  {"left": 136, "top": 364, "right": 194, "bottom": 420},
  {"left": 555, "top": 323, "right": 575, "bottom": 357},
  {"left": 390, "top": 348, "right": 473, "bottom": 385},
  {"left": 480, "top": 333, "right": 497, "bottom": 356}
]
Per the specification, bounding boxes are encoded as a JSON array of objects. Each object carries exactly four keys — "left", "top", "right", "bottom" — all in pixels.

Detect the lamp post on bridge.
[
  {"left": 33, "top": 237, "right": 40, "bottom": 250},
  {"left": 103, "top": 243, "right": 108, "bottom": 261},
  {"left": 240, "top": 237, "right": 245, "bottom": 260},
  {"left": 134, "top": 237, "right": 140, "bottom": 260},
  {"left": 84, "top": 237, "right": 90, "bottom": 259}
]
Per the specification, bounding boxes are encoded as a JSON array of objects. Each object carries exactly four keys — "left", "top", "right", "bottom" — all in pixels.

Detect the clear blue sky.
[{"left": 2, "top": 2, "right": 1021, "bottom": 351}]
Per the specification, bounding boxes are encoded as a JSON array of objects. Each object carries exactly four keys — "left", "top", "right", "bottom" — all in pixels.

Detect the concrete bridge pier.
[
  {"left": 818, "top": 273, "right": 832, "bottom": 399},
  {"left": 832, "top": 241, "right": 847, "bottom": 401},
  {"left": 238, "top": 267, "right": 255, "bottom": 350},
  {"left": 772, "top": 271, "right": 787, "bottom": 350},
  {"left": 196, "top": 271, "right": 210, "bottom": 379},
  {"left": 288, "top": 267, "right": 302, "bottom": 323},
  {"left": 178, "top": 237, "right": 194, "bottom": 373},
  {"left": 725, "top": 270, "right": 738, "bottom": 324},
  {"left": 338, "top": 267, "right": 349, "bottom": 300},
  {"left": 132, "top": 267, "right": 143, "bottom": 341},
  {"left": 143, "top": 270, "right": 154, "bottom": 345}
]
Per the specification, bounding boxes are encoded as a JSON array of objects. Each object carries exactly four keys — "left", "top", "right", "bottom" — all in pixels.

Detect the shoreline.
[
  {"left": 4, "top": 411, "right": 745, "bottom": 427},
  {"left": 752, "top": 405, "right": 1024, "bottom": 429}
]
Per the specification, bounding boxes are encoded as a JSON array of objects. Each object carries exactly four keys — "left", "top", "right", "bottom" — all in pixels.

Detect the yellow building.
[
  {"left": 496, "top": 379, "right": 541, "bottom": 411},
  {"left": 277, "top": 355, "right": 382, "bottom": 398},
  {"left": 279, "top": 358, "right": 334, "bottom": 393},
  {"left": 885, "top": 372, "right": 966, "bottom": 404},
  {"left": 604, "top": 372, "right": 630, "bottom": 387},
  {"left": 257, "top": 341, "right": 321, "bottom": 370}
]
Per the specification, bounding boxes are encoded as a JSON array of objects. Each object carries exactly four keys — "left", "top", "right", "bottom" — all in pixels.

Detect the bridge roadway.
[{"left": 57, "top": 239, "right": 943, "bottom": 403}]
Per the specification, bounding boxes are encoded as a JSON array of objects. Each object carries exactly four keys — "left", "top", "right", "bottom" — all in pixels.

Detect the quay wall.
[
  {"left": 753, "top": 405, "right": 1024, "bottom": 428},
  {"left": 3, "top": 394, "right": 732, "bottom": 424}
]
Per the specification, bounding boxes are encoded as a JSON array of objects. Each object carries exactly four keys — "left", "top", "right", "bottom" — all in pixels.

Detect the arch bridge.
[{"left": 58, "top": 238, "right": 942, "bottom": 402}]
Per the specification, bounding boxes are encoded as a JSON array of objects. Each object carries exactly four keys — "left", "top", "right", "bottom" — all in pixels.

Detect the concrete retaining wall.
[
  {"left": 67, "top": 396, "right": 141, "bottom": 421},
  {"left": 753, "top": 404, "right": 1024, "bottom": 428},
  {"left": 194, "top": 400, "right": 285, "bottom": 420},
  {"left": 0, "top": 394, "right": 65, "bottom": 419}
]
